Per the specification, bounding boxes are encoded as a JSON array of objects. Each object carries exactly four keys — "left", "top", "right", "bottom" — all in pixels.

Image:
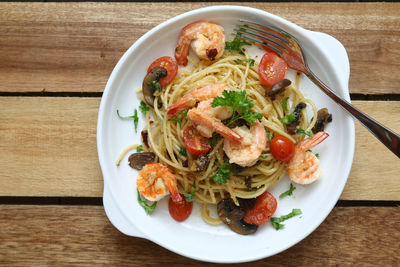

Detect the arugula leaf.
[
  {"left": 136, "top": 145, "right": 144, "bottom": 152},
  {"left": 137, "top": 189, "right": 157, "bottom": 214},
  {"left": 179, "top": 147, "right": 187, "bottom": 156},
  {"left": 225, "top": 36, "right": 250, "bottom": 55},
  {"left": 211, "top": 90, "right": 261, "bottom": 125},
  {"left": 212, "top": 160, "right": 231, "bottom": 184},
  {"left": 116, "top": 109, "right": 139, "bottom": 132},
  {"left": 280, "top": 113, "right": 295, "bottom": 124},
  {"left": 147, "top": 80, "right": 161, "bottom": 92},
  {"left": 279, "top": 183, "right": 296, "bottom": 198},
  {"left": 168, "top": 117, "right": 182, "bottom": 126},
  {"left": 271, "top": 209, "right": 302, "bottom": 230},
  {"left": 282, "top": 97, "right": 289, "bottom": 112},
  {"left": 139, "top": 101, "right": 150, "bottom": 115},
  {"left": 235, "top": 58, "right": 255, "bottom": 66},
  {"left": 297, "top": 128, "right": 313, "bottom": 137}
]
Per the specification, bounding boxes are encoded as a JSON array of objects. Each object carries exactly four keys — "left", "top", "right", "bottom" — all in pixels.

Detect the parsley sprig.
[
  {"left": 117, "top": 108, "right": 139, "bottom": 132},
  {"left": 279, "top": 183, "right": 296, "bottom": 199},
  {"left": 139, "top": 101, "right": 150, "bottom": 115},
  {"left": 137, "top": 189, "right": 157, "bottom": 214},
  {"left": 271, "top": 209, "right": 302, "bottom": 230},
  {"left": 212, "top": 159, "right": 231, "bottom": 184},
  {"left": 179, "top": 181, "right": 198, "bottom": 203},
  {"left": 297, "top": 128, "right": 313, "bottom": 137},
  {"left": 147, "top": 80, "right": 161, "bottom": 92},
  {"left": 280, "top": 113, "right": 295, "bottom": 124},
  {"left": 211, "top": 90, "right": 262, "bottom": 125},
  {"left": 235, "top": 58, "right": 255, "bottom": 66},
  {"left": 225, "top": 36, "right": 250, "bottom": 55}
]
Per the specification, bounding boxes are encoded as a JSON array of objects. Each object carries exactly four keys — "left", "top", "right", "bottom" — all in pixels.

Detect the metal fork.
[{"left": 235, "top": 19, "right": 400, "bottom": 158}]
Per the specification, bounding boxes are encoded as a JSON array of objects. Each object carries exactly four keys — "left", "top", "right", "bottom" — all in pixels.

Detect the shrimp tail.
[
  {"left": 167, "top": 96, "right": 196, "bottom": 117},
  {"left": 300, "top": 131, "right": 329, "bottom": 151},
  {"left": 163, "top": 172, "right": 183, "bottom": 203},
  {"left": 188, "top": 108, "right": 242, "bottom": 144}
]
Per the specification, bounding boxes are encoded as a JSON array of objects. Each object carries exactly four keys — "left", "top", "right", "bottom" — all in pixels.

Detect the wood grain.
[
  {"left": 1, "top": 97, "right": 399, "bottom": 199},
  {"left": 0, "top": 205, "right": 398, "bottom": 265},
  {"left": 0, "top": 2, "right": 399, "bottom": 94}
]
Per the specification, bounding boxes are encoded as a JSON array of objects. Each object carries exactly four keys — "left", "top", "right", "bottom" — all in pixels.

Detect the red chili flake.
[
  {"left": 149, "top": 120, "right": 154, "bottom": 124},
  {"left": 141, "top": 130, "right": 149, "bottom": 148}
]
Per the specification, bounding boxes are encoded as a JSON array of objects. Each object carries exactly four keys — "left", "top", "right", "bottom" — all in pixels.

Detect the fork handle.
[{"left": 305, "top": 71, "right": 400, "bottom": 158}]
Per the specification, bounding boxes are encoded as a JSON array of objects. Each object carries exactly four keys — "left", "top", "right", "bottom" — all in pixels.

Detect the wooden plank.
[
  {"left": 0, "top": 2, "right": 399, "bottom": 94},
  {"left": 0, "top": 205, "right": 398, "bottom": 265},
  {"left": 1, "top": 97, "right": 399, "bottom": 199}
]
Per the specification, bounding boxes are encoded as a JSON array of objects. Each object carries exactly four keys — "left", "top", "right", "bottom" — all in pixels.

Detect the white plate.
[{"left": 97, "top": 5, "right": 355, "bottom": 263}]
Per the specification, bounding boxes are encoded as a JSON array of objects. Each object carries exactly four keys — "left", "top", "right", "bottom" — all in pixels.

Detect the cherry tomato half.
[
  {"left": 270, "top": 135, "right": 295, "bottom": 162},
  {"left": 258, "top": 52, "right": 288, "bottom": 87},
  {"left": 183, "top": 126, "right": 211, "bottom": 156},
  {"left": 147, "top": 56, "right": 178, "bottom": 87},
  {"left": 243, "top": 191, "right": 277, "bottom": 226},
  {"left": 168, "top": 194, "right": 193, "bottom": 222}
]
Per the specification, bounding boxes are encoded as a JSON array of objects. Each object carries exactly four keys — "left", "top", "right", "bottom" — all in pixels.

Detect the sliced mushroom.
[
  {"left": 194, "top": 154, "right": 209, "bottom": 172},
  {"left": 237, "top": 197, "right": 256, "bottom": 210},
  {"left": 142, "top": 66, "right": 167, "bottom": 108},
  {"left": 217, "top": 198, "right": 258, "bottom": 235},
  {"left": 286, "top": 102, "right": 307, "bottom": 134},
  {"left": 312, "top": 108, "right": 332, "bottom": 133},
  {"left": 265, "top": 79, "right": 291, "bottom": 96},
  {"left": 128, "top": 152, "right": 155, "bottom": 170}
]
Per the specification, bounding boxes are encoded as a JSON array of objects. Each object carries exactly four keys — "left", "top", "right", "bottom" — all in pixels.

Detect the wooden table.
[{"left": 1, "top": 2, "right": 399, "bottom": 265}]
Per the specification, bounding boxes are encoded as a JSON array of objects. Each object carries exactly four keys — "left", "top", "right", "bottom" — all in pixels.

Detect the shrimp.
[
  {"left": 223, "top": 120, "right": 267, "bottom": 167},
  {"left": 287, "top": 131, "right": 329, "bottom": 184},
  {"left": 175, "top": 20, "right": 225, "bottom": 66},
  {"left": 167, "top": 83, "right": 228, "bottom": 117},
  {"left": 136, "top": 162, "right": 183, "bottom": 203},
  {"left": 188, "top": 107, "right": 242, "bottom": 144}
]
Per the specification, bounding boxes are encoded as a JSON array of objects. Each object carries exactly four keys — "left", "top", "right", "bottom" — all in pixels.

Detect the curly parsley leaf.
[
  {"left": 139, "top": 101, "right": 150, "bottom": 115},
  {"left": 137, "top": 189, "right": 157, "bottom": 214},
  {"left": 136, "top": 145, "right": 144, "bottom": 152},
  {"left": 235, "top": 58, "right": 255, "bottom": 66},
  {"left": 177, "top": 109, "right": 188, "bottom": 121},
  {"left": 212, "top": 160, "right": 231, "bottom": 184},
  {"left": 179, "top": 147, "right": 187, "bottom": 156},
  {"left": 315, "top": 153, "right": 320, "bottom": 158},
  {"left": 116, "top": 108, "right": 139, "bottom": 132},
  {"left": 147, "top": 80, "right": 161, "bottom": 92},
  {"left": 297, "top": 128, "right": 313, "bottom": 137},
  {"left": 179, "top": 181, "right": 198, "bottom": 203},
  {"left": 225, "top": 36, "right": 250, "bottom": 55},
  {"left": 211, "top": 90, "right": 262, "bottom": 125},
  {"left": 271, "top": 209, "right": 302, "bottom": 230},
  {"left": 279, "top": 183, "right": 296, "bottom": 199},
  {"left": 280, "top": 113, "right": 295, "bottom": 124},
  {"left": 168, "top": 117, "right": 182, "bottom": 126},
  {"left": 265, "top": 128, "right": 273, "bottom": 142}
]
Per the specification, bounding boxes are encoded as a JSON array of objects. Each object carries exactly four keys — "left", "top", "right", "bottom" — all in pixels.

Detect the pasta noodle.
[{"left": 138, "top": 51, "right": 317, "bottom": 224}]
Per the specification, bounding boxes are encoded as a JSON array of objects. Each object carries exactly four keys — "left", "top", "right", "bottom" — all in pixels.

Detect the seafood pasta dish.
[{"left": 117, "top": 20, "right": 332, "bottom": 234}]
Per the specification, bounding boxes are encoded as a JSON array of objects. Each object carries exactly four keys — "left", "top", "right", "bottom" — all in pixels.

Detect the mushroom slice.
[
  {"left": 286, "top": 102, "right": 307, "bottom": 134},
  {"left": 128, "top": 152, "right": 156, "bottom": 170},
  {"left": 217, "top": 198, "right": 258, "bottom": 235},
  {"left": 142, "top": 66, "right": 167, "bottom": 107},
  {"left": 194, "top": 154, "right": 209, "bottom": 172},
  {"left": 312, "top": 108, "right": 332, "bottom": 133},
  {"left": 265, "top": 79, "right": 291, "bottom": 97}
]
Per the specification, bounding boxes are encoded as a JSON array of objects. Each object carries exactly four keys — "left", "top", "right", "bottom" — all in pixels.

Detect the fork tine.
[
  {"left": 239, "top": 19, "right": 292, "bottom": 41},
  {"left": 238, "top": 23, "right": 289, "bottom": 45},
  {"left": 232, "top": 32, "right": 283, "bottom": 55},
  {"left": 234, "top": 27, "right": 287, "bottom": 52}
]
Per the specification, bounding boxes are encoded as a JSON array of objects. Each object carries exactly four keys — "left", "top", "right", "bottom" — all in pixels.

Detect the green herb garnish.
[
  {"left": 279, "top": 183, "right": 296, "bottom": 199},
  {"left": 139, "top": 101, "right": 150, "bottom": 115},
  {"left": 315, "top": 153, "right": 320, "bottom": 158},
  {"left": 280, "top": 113, "right": 295, "bottom": 124},
  {"left": 235, "top": 58, "right": 255, "bottom": 66},
  {"left": 168, "top": 117, "right": 182, "bottom": 126},
  {"left": 297, "top": 128, "right": 313, "bottom": 137},
  {"left": 265, "top": 128, "right": 273, "bottom": 142},
  {"left": 177, "top": 109, "right": 188, "bottom": 121},
  {"left": 212, "top": 159, "right": 231, "bottom": 184},
  {"left": 117, "top": 108, "right": 139, "bottom": 132},
  {"left": 137, "top": 189, "right": 157, "bottom": 214},
  {"left": 271, "top": 209, "right": 302, "bottom": 230},
  {"left": 282, "top": 97, "right": 289, "bottom": 112},
  {"left": 225, "top": 36, "right": 251, "bottom": 55},
  {"left": 211, "top": 90, "right": 262, "bottom": 125},
  {"left": 179, "top": 147, "right": 187, "bottom": 156},
  {"left": 136, "top": 145, "right": 144, "bottom": 152},
  {"left": 147, "top": 80, "right": 161, "bottom": 92},
  {"left": 179, "top": 181, "right": 197, "bottom": 203}
]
